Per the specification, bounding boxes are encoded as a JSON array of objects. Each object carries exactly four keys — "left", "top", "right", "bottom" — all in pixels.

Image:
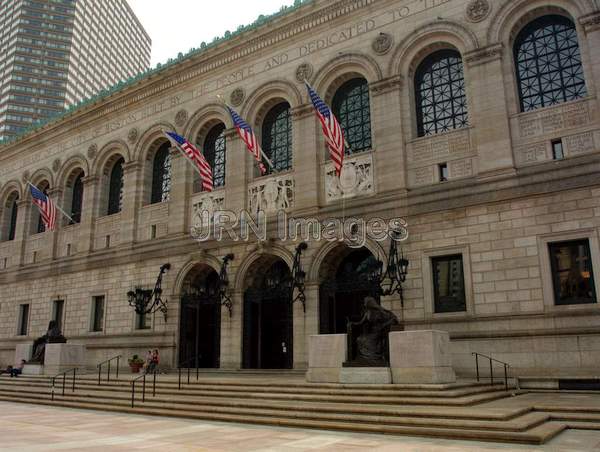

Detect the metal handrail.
[
  {"left": 97, "top": 355, "right": 122, "bottom": 385},
  {"left": 131, "top": 369, "right": 157, "bottom": 408},
  {"left": 472, "top": 352, "right": 510, "bottom": 391},
  {"left": 177, "top": 357, "right": 200, "bottom": 390},
  {"left": 51, "top": 368, "right": 77, "bottom": 401}
]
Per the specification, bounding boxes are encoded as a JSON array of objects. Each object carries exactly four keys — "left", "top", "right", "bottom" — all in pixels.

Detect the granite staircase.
[{"left": 0, "top": 373, "right": 596, "bottom": 445}]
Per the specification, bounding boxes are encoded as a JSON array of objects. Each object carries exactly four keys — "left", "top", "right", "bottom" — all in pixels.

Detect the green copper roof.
[{"left": 0, "top": 0, "right": 312, "bottom": 147}]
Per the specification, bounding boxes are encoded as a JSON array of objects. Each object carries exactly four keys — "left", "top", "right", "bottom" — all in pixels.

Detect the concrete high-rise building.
[{"left": 0, "top": 0, "right": 151, "bottom": 141}]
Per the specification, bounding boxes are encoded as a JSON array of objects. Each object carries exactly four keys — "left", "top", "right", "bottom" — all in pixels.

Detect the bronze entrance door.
[
  {"left": 243, "top": 261, "right": 293, "bottom": 369},
  {"left": 178, "top": 270, "right": 221, "bottom": 368},
  {"left": 319, "top": 248, "right": 381, "bottom": 334}
]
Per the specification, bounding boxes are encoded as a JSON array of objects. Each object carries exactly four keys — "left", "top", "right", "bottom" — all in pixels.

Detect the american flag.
[
  {"left": 305, "top": 82, "right": 345, "bottom": 177},
  {"left": 29, "top": 185, "right": 57, "bottom": 231},
  {"left": 226, "top": 105, "right": 267, "bottom": 174},
  {"left": 165, "top": 131, "right": 213, "bottom": 192}
]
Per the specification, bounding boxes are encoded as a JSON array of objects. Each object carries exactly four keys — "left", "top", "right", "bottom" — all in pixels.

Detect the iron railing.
[
  {"left": 473, "top": 352, "right": 510, "bottom": 391},
  {"left": 177, "top": 357, "right": 200, "bottom": 390},
  {"left": 51, "top": 368, "right": 77, "bottom": 401},
  {"left": 97, "top": 355, "right": 122, "bottom": 385},
  {"left": 131, "top": 370, "right": 157, "bottom": 408}
]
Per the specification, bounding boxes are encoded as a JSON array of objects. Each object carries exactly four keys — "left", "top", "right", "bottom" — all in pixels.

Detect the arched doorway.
[
  {"left": 319, "top": 247, "right": 380, "bottom": 334},
  {"left": 243, "top": 258, "right": 293, "bottom": 369},
  {"left": 179, "top": 265, "right": 221, "bottom": 368}
]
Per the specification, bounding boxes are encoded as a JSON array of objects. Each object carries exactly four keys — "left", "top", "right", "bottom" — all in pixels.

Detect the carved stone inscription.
[
  {"left": 565, "top": 131, "right": 595, "bottom": 156},
  {"left": 410, "top": 130, "right": 471, "bottom": 165},
  {"left": 518, "top": 101, "right": 591, "bottom": 139},
  {"left": 449, "top": 159, "right": 473, "bottom": 179},
  {"left": 515, "top": 143, "right": 549, "bottom": 165}
]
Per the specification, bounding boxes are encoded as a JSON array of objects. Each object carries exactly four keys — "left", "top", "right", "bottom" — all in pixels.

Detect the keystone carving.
[
  {"left": 466, "top": 0, "right": 490, "bottom": 23},
  {"left": 372, "top": 33, "right": 393, "bottom": 55},
  {"left": 175, "top": 110, "right": 189, "bottom": 127},
  {"left": 127, "top": 128, "right": 139, "bottom": 144},
  {"left": 295, "top": 63, "right": 313, "bottom": 83},
  {"left": 87, "top": 144, "right": 98, "bottom": 159}
]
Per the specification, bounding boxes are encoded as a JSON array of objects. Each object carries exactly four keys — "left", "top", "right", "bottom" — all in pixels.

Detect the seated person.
[
  {"left": 146, "top": 349, "right": 159, "bottom": 374},
  {"left": 0, "top": 365, "right": 13, "bottom": 376},
  {"left": 10, "top": 360, "right": 26, "bottom": 378}
]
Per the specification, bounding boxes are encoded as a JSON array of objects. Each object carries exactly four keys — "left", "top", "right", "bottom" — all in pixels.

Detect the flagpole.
[
  {"left": 216, "top": 95, "right": 276, "bottom": 172},
  {"left": 26, "top": 181, "right": 74, "bottom": 225}
]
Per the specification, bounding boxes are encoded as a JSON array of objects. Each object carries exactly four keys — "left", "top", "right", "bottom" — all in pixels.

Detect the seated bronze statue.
[
  {"left": 345, "top": 297, "right": 400, "bottom": 367},
  {"left": 31, "top": 321, "right": 67, "bottom": 364}
]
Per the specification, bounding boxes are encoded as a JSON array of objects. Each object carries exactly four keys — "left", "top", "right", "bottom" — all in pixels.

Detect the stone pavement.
[{"left": 1, "top": 401, "right": 600, "bottom": 451}]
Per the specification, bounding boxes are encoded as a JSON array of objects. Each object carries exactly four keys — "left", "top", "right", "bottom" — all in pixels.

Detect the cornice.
[
  {"left": 580, "top": 11, "right": 600, "bottom": 33},
  {"left": 369, "top": 75, "right": 403, "bottom": 96},
  {"left": 1, "top": 0, "right": 378, "bottom": 155}
]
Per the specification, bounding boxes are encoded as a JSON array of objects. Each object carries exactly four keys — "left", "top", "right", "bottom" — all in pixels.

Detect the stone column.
[
  {"left": 369, "top": 76, "right": 407, "bottom": 194},
  {"left": 220, "top": 289, "right": 243, "bottom": 369},
  {"left": 167, "top": 148, "right": 189, "bottom": 236},
  {"left": 294, "top": 283, "right": 319, "bottom": 370},
  {"left": 224, "top": 128, "right": 246, "bottom": 214},
  {"left": 14, "top": 199, "right": 30, "bottom": 266},
  {"left": 47, "top": 187, "right": 62, "bottom": 259},
  {"left": 291, "top": 104, "right": 320, "bottom": 212},
  {"left": 580, "top": 13, "right": 600, "bottom": 105},
  {"left": 79, "top": 175, "right": 99, "bottom": 254},
  {"left": 120, "top": 161, "right": 142, "bottom": 245},
  {"left": 466, "top": 45, "right": 516, "bottom": 179}
]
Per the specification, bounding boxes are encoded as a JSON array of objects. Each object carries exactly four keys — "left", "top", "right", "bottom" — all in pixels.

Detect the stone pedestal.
[
  {"left": 306, "top": 334, "right": 347, "bottom": 383},
  {"left": 389, "top": 330, "right": 456, "bottom": 384},
  {"left": 22, "top": 364, "right": 43, "bottom": 376},
  {"left": 43, "top": 344, "right": 86, "bottom": 376},
  {"left": 14, "top": 343, "right": 32, "bottom": 367},
  {"left": 340, "top": 367, "right": 392, "bottom": 384}
]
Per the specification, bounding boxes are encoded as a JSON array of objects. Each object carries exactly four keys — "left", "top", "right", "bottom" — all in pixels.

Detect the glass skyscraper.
[{"left": 0, "top": 0, "right": 151, "bottom": 141}]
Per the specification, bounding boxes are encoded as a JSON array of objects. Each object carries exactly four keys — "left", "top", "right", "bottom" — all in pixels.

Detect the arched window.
[
  {"left": 332, "top": 78, "right": 372, "bottom": 154},
  {"left": 262, "top": 102, "right": 292, "bottom": 174},
  {"left": 415, "top": 50, "right": 468, "bottom": 137},
  {"left": 515, "top": 15, "right": 587, "bottom": 112},
  {"left": 3, "top": 193, "right": 18, "bottom": 242},
  {"left": 70, "top": 172, "right": 84, "bottom": 224},
  {"left": 107, "top": 157, "right": 124, "bottom": 215},
  {"left": 150, "top": 142, "right": 172, "bottom": 204},
  {"left": 200, "top": 123, "right": 226, "bottom": 191}
]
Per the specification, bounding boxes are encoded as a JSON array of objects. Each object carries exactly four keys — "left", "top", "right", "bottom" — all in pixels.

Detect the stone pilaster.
[
  {"left": 47, "top": 187, "right": 63, "bottom": 260},
  {"left": 580, "top": 12, "right": 600, "bottom": 103},
  {"left": 291, "top": 103, "right": 320, "bottom": 212},
  {"left": 79, "top": 175, "right": 99, "bottom": 254},
  {"left": 168, "top": 148, "right": 189, "bottom": 236},
  {"left": 120, "top": 161, "right": 142, "bottom": 245},
  {"left": 465, "top": 44, "right": 516, "bottom": 179},
  {"left": 369, "top": 75, "right": 407, "bottom": 193},
  {"left": 14, "top": 199, "right": 30, "bottom": 266},
  {"left": 223, "top": 128, "right": 246, "bottom": 214}
]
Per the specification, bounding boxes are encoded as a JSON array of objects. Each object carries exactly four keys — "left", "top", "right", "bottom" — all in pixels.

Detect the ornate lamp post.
[
  {"left": 127, "top": 263, "right": 171, "bottom": 321},
  {"left": 372, "top": 228, "right": 410, "bottom": 307},
  {"left": 291, "top": 242, "right": 308, "bottom": 312},
  {"left": 218, "top": 254, "right": 235, "bottom": 317}
]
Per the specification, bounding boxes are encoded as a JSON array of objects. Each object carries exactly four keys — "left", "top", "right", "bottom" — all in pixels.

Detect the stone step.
[
  {"left": 0, "top": 379, "right": 512, "bottom": 406},
  {"left": 0, "top": 393, "right": 566, "bottom": 444},
  {"left": 1, "top": 376, "right": 510, "bottom": 399},
  {"left": 0, "top": 388, "right": 528, "bottom": 422}
]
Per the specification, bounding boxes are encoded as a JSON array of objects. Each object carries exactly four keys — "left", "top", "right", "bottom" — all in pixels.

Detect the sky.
[{"left": 127, "top": 0, "right": 297, "bottom": 66}]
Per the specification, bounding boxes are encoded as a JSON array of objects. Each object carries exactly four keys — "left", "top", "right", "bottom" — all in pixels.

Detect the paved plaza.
[{"left": 1, "top": 401, "right": 599, "bottom": 452}]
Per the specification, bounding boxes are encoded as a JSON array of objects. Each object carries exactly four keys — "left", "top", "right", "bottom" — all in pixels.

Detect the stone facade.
[{"left": 1, "top": 0, "right": 600, "bottom": 377}]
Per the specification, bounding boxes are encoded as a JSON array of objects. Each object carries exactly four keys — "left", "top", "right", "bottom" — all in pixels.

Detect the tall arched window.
[
  {"left": 262, "top": 102, "right": 292, "bottom": 174},
  {"left": 70, "top": 172, "right": 84, "bottom": 224},
  {"left": 201, "top": 123, "right": 226, "bottom": 190},
  {"left": 107, "top": 157, "right": 124, "bottom": 215},
  {"left": 150, "top": 142, "right": 172, "bottom": 204},
  {"left": 332, "top": 78, "right": 372, "bottom": 154},
  {"left": 515, "top": 15, "right": 587, "bottom": 112},
  {"left": 3, "top": 193, "right": 18, "bottom": 241},
  {"left": 415, "top": 50, "right": 468, "bottom": 137}
]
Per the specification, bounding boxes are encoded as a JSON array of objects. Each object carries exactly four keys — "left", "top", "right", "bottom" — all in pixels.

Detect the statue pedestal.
[
  {"left": 340, "top": 367, "right": 392, "bottom": 384},
  {"left": 43, "top": 344, "right": 86, "bottom": 376},
  {"left": 306, "top": 334, "right": 347, "bottom": 383},
  {"left": 23, "top": 364, "right": 44, "bottom": 376},
  {"left": 14, "top": 343, "right": 33, "bottom": 367},
  {"left": 389, "top": 330, "right": 456, "bottom": 384}
]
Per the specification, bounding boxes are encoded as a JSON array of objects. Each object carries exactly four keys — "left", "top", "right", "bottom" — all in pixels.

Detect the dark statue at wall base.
[
  {"left": 344, "top": 297, "right": 401, "bottom": 367},
  {"left": 30, "top": 321, "right": 67, "bottom": 364}
]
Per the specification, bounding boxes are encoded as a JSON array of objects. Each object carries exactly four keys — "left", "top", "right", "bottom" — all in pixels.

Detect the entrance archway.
[
  {"left": 243, "top": 258, "right": 293, "bottom": 369},
  {"left": 319, "top": 247, "right": 380, "bottom": 334},
  {"left": 179, "top": 265, "right": 221, "bottom": 368}
]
